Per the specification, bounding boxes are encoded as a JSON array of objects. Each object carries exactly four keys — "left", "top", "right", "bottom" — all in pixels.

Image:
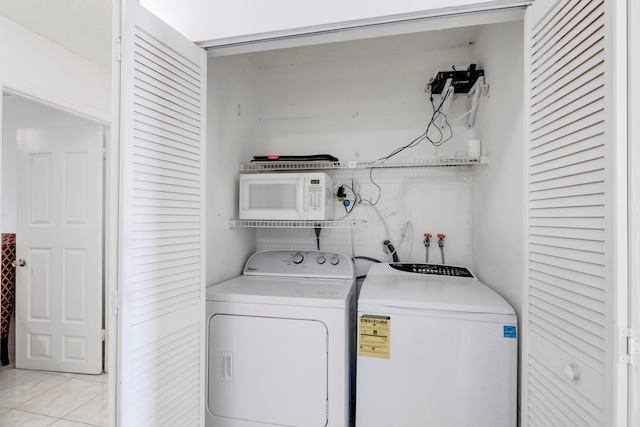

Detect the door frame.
[
  {"left": 0, "top": 83, "right": 115, "bottom": 387},
  {"left": 628, "top": 0, "right": 640, "bottom": 424}
]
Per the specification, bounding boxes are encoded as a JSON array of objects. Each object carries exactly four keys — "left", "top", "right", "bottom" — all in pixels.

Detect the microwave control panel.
[{"left": 307, "top": 178, "right": 323, "bottom": 209}]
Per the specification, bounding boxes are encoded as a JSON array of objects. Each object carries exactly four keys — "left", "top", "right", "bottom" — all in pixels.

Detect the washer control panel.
[
  {"left": 244, "top": 250, "right": 354, "bottom": 279},
  {"left": 389, "top": 263, "right": 474, "bottom": 278}
]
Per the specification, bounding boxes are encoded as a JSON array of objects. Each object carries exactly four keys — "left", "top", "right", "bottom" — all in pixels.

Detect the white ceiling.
[
  {"left": 0, "top": 1, "right": 508, "bottom": 73},
  {"left": 0, "top": 0, "right": 112, "bottom": 70}
]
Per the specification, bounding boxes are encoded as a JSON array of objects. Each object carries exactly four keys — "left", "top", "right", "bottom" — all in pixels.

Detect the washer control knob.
[
  {"left": 317, "top": 255, "right": 326, "bottom": 264},
  {"left": 330, "top": 256, "right": 340, "bottom": 266},
  {"left": 292, "top": 252, "right": 304, "bottom": 264}
]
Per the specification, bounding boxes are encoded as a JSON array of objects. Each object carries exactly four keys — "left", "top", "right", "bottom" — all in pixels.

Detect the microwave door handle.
[{"left": 300, "top": 176, "right": 307, "bottom": 216}]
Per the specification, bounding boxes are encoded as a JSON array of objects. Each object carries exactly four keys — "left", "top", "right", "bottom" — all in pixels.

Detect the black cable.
[
  {"left": 354, "top": 256, "right": 382, "bottom": 264},
  {"left": 341, "top": 183, "right": 361, "bottom": 214},
  {"left": 314, "top": 227, "right": 321, "bottom": 250},
  {"left": 425, "top": 91, "right": 453, "bottom": 147},
  {"left": 377, "top": 87, "right": 454, "bottom": 165},
  {"left": 377, "top": 133, "right": 426, "bottom": 163}
]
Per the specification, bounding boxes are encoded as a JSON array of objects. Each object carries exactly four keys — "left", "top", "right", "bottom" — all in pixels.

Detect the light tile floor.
[{"left": 0, "top": 351, "right": 107, "bottom": 426}]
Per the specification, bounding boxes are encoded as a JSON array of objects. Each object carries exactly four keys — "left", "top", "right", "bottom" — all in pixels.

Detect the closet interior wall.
[{"left": 205, "top": 21, "right": 525, "bottom": 323}]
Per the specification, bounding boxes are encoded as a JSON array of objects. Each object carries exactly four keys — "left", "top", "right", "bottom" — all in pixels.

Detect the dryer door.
[{"left": 209, "top": 314, "right": 328, "bottom": 426}]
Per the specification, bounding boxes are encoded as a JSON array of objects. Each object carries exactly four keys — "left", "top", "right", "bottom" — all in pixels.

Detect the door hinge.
[
  {"left": 113, "top": 38, "right": 122, "bottom": 62},
  {"left": 102, "top": 148, "right": 107, "bottom": 159},
  {"left": 101, "top": 329, "right": 107, "bottom": 342},
  {"left": 620, "top": 328, "right": 640, "bottom": 363},
  {"left": 111, "top": 289, "right": 119, "bottom": 316}
]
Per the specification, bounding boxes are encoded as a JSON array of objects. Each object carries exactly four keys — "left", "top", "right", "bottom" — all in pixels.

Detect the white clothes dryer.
[
  {"left": 356, "top": 263, "right": 517, "bottom": 427},
  {"left": 206, "top": 250, "right": 356, "bottom": 427}
]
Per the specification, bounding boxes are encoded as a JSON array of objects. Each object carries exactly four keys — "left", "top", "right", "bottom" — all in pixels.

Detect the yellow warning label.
[{"left": 358, "top": 315, "right": 390, "bottom": 359}]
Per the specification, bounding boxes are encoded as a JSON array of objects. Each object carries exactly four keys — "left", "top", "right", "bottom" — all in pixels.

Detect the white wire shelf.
[
  {"left": 229, "top": 219, "right": 366, "bottom": 228},
  {"left": 238, "top": 156, "right": 488, "bottom": 172}
]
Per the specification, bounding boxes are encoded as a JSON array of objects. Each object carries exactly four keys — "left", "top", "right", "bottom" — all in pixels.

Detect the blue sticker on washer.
[{"left": 503, "top": 325, "right": 517, "bottom": 338}]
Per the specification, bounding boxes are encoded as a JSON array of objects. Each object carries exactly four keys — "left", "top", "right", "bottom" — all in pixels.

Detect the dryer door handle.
[{"left": 221, "top": 352, "right": 233, "bottom": 381}]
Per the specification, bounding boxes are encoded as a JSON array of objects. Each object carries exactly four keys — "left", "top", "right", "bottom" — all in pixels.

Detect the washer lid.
[
  {"left": 359, "top": 263, "right": 514, "bottom": 315},
  {"left": 206, "top": 275, "right": 355, "bottom": 308}
]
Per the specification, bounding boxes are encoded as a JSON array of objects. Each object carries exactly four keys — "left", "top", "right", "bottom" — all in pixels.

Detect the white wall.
[
  {"left": 1, "top": 95, "right": 97, "bottom": 233},
  {"left": 0, "top": 17, "right": 111, "bottom": 237},
  {"left": 142, "top": 0, "right": 522, "bottom": 42},
  {"left": 249, "top": 36, "right": 479, "bottom": 275},
  {"left": 0, "top": 17, "right": 110, "bottom": 124},
  {"left": 471, "top": 20, "right": 524, "bottom": 320},
  {"left": 205, "top": 22, "right": 526, "bottom": 282},
  {"left": 206, "top": 55, "right": 261, "bottom": 285},
  {"left": 204, "top": 16, "right": 526, "bottom": 320}
]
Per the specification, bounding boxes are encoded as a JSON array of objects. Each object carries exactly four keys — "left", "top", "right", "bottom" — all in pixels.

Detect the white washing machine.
[
  {"left": 206, "top": 250, "right": 356, "bottom": 427},
  {"left": 356, "top": 263, "right": 517, "bottom": 427}
]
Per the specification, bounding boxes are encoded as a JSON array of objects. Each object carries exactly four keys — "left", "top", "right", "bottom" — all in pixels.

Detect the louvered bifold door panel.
[
  {"left": 526, "top": 0, "right": 612, "bottom": 426},
  {"left": 117, "top": 1, "right": 206, "bottom": 425}
]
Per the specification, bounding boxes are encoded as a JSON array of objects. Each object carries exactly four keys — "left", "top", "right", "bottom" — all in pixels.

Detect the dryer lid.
[
  {"left": 206, "top": 275, "right": 355, "bottom": 308},
  {"left": 358, "top": 263, "right": 515, "bottom": 315}
]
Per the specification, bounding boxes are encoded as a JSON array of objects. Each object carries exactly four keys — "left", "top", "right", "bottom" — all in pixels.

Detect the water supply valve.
[
  {"left": 423, "top": 233, "right": 432, "bottom": 263},
  {"left": 437, "top": 234, "right": 446, "bottom": 264}
]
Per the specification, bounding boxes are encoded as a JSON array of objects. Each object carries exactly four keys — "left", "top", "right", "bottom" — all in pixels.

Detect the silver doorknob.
[{"left": 11, "top": 259, "right": 26, "bottom": 267}]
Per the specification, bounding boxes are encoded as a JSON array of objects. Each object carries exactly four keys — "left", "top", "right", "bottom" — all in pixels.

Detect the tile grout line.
[
  {"left": 59, "top": 386, "right": 107, "bottom": 422},
  {"left": 14, "top": 375, "right": 74, "bottom": 410},
  {"left": 0, "top": 366, "right": 107, "bottom": 426}
]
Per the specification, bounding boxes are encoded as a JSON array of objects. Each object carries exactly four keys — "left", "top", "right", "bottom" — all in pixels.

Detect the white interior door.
[
  {"left": 15, "top": 126, "right": 104, "bottom": 374},
  {"left": 523, "top": 0, "right": 628, "bottom": 425},
  {"left": 113, "top": 0, "right": 207, "bottom": 425}
]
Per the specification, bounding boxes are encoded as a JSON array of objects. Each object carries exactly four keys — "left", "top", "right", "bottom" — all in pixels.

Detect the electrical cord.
[
  {"left": 377, "top": 87, "right": 454, "bottom": 166},
  {"left": 448, "top": 92, "right": 486, "bottom": 123},
  {"left": 338, "top": 182, "right": 361, "bottom": 217},
  {"left": 449, "top": 82, "right": 489, "bottom": 123},
  {"left": 314, "top": 227, "right": 321, "bottom": 250},
  {"left": 367, "top": 167, "right": 382, "bottom": 206},
  {"left": 339, "top": 85, "right": 456, "bottom": 219},
  {"left": 427, "top": 91, "right": 453, "bottom": 147},
  {"left": 354, "top": 256, "right": 382, "bottom": 264},
  {"left": 354, "top": 256, "right": 383, "bottom": 282}
]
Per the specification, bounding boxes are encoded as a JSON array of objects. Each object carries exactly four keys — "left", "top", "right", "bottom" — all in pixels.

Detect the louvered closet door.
[
  {"left": 115, "top": 1, "right": 207, "bottom": 425},
  {"left": 524, "top": 0, "right": 628, "bottom": 426}
]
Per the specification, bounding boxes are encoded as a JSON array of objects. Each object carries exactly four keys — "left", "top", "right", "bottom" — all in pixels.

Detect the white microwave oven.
[{"left": 239, "top": 172, "right": 335, "bottom": 220}]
